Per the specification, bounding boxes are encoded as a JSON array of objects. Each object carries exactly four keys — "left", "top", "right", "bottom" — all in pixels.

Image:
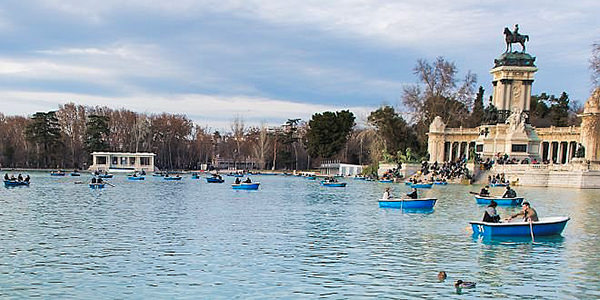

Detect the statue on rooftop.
[{"left": 504, "top": 24, "right": 529, "bottom": 53}]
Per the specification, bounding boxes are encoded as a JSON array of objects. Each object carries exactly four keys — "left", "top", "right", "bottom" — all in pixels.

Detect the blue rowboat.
[
  {"left": 320, "top": 181, "right": 347, "bottom": 187},
  {"left": 50, "top": 172, "right": 65, "bottom": 176},
  {"left": 89, "top": 183, "right": 105, "bottom": 189},
  {"left": 98, "top": 174, "right": 113, "bottom": 178},
  {"left": 490, "top": 182, "right": 508, "bottom": 187},
  {"left": 433, "top": 181, "right": 447, "bottom": 185},
  {"left": 70, "top": 172, "right": 81, "bottom": 176},
  {"left": 128, "top": 176, "right": 145, "bottom": 180},
  {"left": 4, "top": 180, "right": 30, "bottom": 187},
  {"left": 379, "top": 179, "right": 393, "bottom": 183},
  {"left": 227, "top": 173, "right": 244, "bottom": 177},
  {"left": 306, "top": 176, "right": 316, "bottom": 180},
  {"left": 259, "top": 173, "right": 278, "bottom": 176},
  {"left": 191, "top": 174, "right": 201, "bottom": 179},
  {"left": 475, "top": 196, "right": 524, "bottom": 206},
  {"left": 410, "top": 183, "right": 433, "bottom": 189},
  {"left": 470, "top": 217, "right": 570, "bottom": 237},
  {"left": 378, "top": 198, "right": 437, "bottom": 209},
  {"left": 164, "top": 176, "right": 182, "bottom": 181},
  {"left": 404, "top": 181, "right": 412, "bottom": 185},
  {"left": 232, "top": 182, "right": 260, "bottom": 190},
  {"left": 207, "top": 177, "right": 224, "bottom": 183}
]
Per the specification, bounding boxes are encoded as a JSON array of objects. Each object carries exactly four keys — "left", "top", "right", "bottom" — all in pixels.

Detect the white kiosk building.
[{"left": 90, "top": 152, "right": 156, "bottom": 172}]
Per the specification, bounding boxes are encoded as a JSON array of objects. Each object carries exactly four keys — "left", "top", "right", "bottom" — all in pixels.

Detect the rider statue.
[{"left": 504, "top": 24, "right": 529, "bottom": 53}]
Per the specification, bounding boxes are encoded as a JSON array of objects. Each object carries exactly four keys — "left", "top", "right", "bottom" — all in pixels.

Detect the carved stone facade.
[
  {"left": 490, "top": 61, "right": 537, "bottom": 123},
  {"left": 580, "top": 88, "right": 600, "bottom": 161}
]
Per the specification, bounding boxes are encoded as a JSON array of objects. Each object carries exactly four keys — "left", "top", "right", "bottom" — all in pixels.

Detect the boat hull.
[
  {"left": 475, "top": 196, "right": 524, "bottom": 206},
  {"left": 433, "top": 181, "right": 447, "bottom": 185},
  {"left": 490, "top": 183, "right": 508, "bottom": 187},
  {"left": 320, "top": 182, "right": 347, "bottom": 187},
  {"left": 98, "top": 174, "right": 113, "bottom": 178},
  {"left": 4, "top": 180, "right": 30, "bottom": 187},
  {"left": 379, "top": 180, "right": 393, "bottom": 183},
  {"left": 378, "top": 198, "right": 437, "bottom": 209},
  {"left": 50, "top": 173, "right": 65, "bottom": 176},
  {"left": 410, "top": 183, "right": 433, "bottom": 189},
  {"left": 128, "top": 176, "right": 145, "bottom": 180},
  {"left": 232, "top": 183, "right": 260, "bottom": 190},
  {"left": 163, "top": 177, "right": 182, "bottom": 181},
  {"left": 470, "top": 217, "right": 570, "bottom": 237},
  {"left": 306, "top": 176, "right": 316, "bottom": 180},
  {"left": 89, "top": 183, "right": 105, "bottom": 189},
  {"left": 206, "top": 178, "right": 224, "bottom": 183},
  {"left": 70, "top": 173, "right": 81, "bottom": 176}
]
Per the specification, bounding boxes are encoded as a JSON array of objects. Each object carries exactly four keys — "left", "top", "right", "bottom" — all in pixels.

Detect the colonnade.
[{"left": 540, "top": 141, "right": 579, "bottom": 164}]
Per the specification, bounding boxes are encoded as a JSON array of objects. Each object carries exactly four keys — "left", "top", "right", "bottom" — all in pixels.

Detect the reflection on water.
[{"left": 1, "top": 173, "right": 599, "bottom": 298}]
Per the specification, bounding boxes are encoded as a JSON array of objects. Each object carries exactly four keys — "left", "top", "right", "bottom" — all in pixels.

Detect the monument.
[{"left": 425, "top": 25, "right": 600, "bottom": 188}]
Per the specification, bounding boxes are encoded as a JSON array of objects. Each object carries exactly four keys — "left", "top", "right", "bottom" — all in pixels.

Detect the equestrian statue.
[{"left": 504, "top": 24, "right": 529, "bottom": 53}]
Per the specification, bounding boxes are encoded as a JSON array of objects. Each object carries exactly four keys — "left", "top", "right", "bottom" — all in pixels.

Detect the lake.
[{"left": 1, "top": 172, "right": 599, "bottom": 299}]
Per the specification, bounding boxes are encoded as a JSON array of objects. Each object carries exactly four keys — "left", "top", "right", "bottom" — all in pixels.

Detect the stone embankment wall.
[{"left": 489, "top": 160, "right": 600, "bottom": 188}]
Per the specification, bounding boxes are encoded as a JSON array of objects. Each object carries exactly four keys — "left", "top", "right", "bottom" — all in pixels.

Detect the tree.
[
  {"left": 530, "top": 92, "right": 578, "bottom": 127},
  {"left": 305, "top": 110, "right": 355, "bottom": 160},
  {"left": 468, "top": 86, "right": 485, "bottom": 127},
  {"left": 367, "top": 106, "right": 416, "bottom": 157},
  {"left": 25, "top": 111, "right": 63, "bottom": 167},
  {"left": 591, "top": 42, "right": 600, "bottom": 87},
  {"left": 402, "top": 57, "right": 477, "bottom": 153},
  {"left": 85, "top": 115, "right": 110, "bottom": 153}
]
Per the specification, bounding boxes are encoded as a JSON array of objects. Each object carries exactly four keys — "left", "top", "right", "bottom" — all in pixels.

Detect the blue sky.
[{"left": 1, "top": 1, "right": 599, "bottom": 129}]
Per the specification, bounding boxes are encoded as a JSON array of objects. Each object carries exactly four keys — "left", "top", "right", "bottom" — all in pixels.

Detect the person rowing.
[
  {"left": 482, "top": 200, "right": 500, "bottom": 223},
  {"left": 382, "top": 187, "right": 393, "bottom": 200},
  {"left": 479, "top": 185, "right": 490, "bottom": 197},
  {"left": 502, "top": 185, "right": 517, "bottom": 198},
  {"left": 406, "top": 188, "right": 418, "bottom": 199},
  {"left": 506, "top": 201, "right": 538, "bottom": 222}
]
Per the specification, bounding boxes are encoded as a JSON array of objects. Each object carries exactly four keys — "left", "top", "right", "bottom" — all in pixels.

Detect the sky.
[{"left": 0, "top": 0, "right": 599, "bottom": 130}]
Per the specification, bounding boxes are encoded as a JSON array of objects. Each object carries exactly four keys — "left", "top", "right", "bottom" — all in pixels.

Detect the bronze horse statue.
[{"left": 504, "top": 27, "right": 529, "bottom": 52}]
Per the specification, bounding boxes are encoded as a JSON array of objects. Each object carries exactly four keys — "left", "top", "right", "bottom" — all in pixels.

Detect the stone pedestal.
[{"left": 491, "top": 52, "right": 537, "bottom": 123}]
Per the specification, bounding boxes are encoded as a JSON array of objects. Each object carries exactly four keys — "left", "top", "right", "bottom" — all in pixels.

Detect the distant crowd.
[{"left": 420, "top": 160, "right": 471, "bottom": 182}]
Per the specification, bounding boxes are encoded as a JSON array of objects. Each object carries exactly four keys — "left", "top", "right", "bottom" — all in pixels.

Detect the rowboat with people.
[
  {"left": 489, "top": 182, "right": 508, "bottom": 187},
  {"left": 470, "top": 217, "right": 570, "bottom": 237},
  {"left": 320, "top": 182, "right": 347, "bottom": 187},
  {"left": 231, "top": 182, "right": 260, "bottom": 190},
  {"left": 163, "top": 175, "right": 182, "bottom": 181},
  {"left": 50, "top": 171, "right": 66, "bottom": 176},
  {"left": 379, "top": 179, "right": 393, "bottom": 183},
  {"left": 378, "top": 198, "right": 437, "bottom": 209}
]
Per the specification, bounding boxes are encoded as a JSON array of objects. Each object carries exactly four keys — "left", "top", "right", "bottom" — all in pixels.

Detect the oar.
[
  {"left": 104, "top": 182, "right": 116, "bottom": 187},
  {"left": 529, "top": 220, "right": 535, "bottom": 242},
  {"left": 74, "top": 181, "right": 84, "bottom": 184},
  {"left": 469, "top": 191, "right": 480, "bottom": 195}
]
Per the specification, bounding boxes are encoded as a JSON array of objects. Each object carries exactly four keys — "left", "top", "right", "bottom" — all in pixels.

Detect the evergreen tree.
[
  {"left": 85, "top": 115, "right": 110, "bottom": 153},
  {"left": 25, "top": 111, "right": 63, "bottom": 167},
  {"left": 305, "top": 110, "right": 355, "bottom": 160},
  {"left": 469, "top": 86, "right": 485, "bottom": 126}
]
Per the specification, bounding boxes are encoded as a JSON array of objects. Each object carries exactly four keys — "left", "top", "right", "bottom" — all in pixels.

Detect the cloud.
[{"left": 0, "top": 90, "right": 373, "bottom": 129}]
